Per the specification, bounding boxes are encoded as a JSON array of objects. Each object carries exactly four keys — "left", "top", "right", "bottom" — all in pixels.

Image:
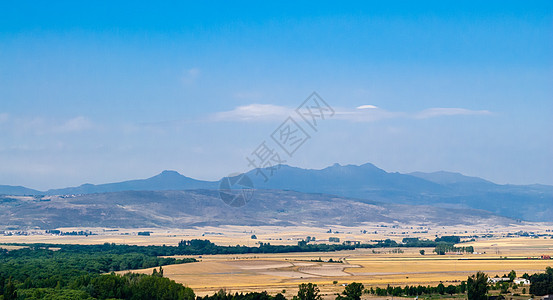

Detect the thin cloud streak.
[
  {"left": 209, "top": 104, "right": 293, "bottom": 122},
  {"left": 414, "top": 108, "right": 492, "bottom": 119},
  {"left": 0, "top": 114, "right": 96, "bottom": 135},
  {"left": 209, "top": 104, "right": 492, "bottom": 123}
]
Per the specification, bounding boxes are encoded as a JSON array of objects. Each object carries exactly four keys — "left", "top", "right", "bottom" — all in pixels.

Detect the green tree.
[
  {"left": 419, "top": 250, "right": 425, "bottom": 255},
  {"left": 459, "top": 281, "right": 467, "bottom": 293},
  {"left": 508, "top": 270, "right": 516, "bottom": 281},
  {"left": 446, "top": 285, "right": 457, "bottom": 295},
  {"left": 437, "top": 283, "right": 445, "bottom": 295},
  {"left": 529, "top": 267, "right": 553, "bottom": 296},
  {"left": 340, "top": 282, "right": 364, "bottom": 300},
  {"left": 4, "top": 279, "right": 17, "bottom": 300},
  {"left": 295, "top": 283, "right": 321, "bottom": 300},
  {"left": 500, "top": 282, "right": 509, "bottom": 294},
  {"left": 468, "top": 271, "right": 488, "bottom": 300}
]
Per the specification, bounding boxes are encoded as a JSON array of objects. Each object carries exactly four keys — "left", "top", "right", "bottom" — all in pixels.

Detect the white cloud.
[
  {"left": 356, "top": 104, "right": 378, "bottom": 109},
  {"left": 53, "top": 116, "right": 94, "bottom": 133},
  {"left": 209, "top": 103, "right": 492, "bottom": 123},
  {"left": 334, "top": 107, "right": 404, "bottom": 122},
  {"left": 414, "top": 108, "right": 492, "bottom": 119},
  {"left": 2, "top": 115, "right": 95, "bottom": 135},
  {"left": 210, "top": 104, "right": 293, "bottom": 122}
]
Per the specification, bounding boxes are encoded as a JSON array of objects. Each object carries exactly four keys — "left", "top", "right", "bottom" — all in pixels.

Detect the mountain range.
[
  {"left": 1, "top": 163, "right": 551, "bottom": 222},
  {"left": 0, "top": 189, "right": 514, "bottom": 229}
]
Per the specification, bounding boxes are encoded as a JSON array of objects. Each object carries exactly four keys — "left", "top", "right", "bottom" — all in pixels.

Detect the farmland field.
[
  {"left": 1, "top": 222, "right": 551, "bottom": 246},
  {"left": 126, "top": 237, "right": 553, "bottom": 297},
  {"left": 2, "top": 224, "right": 552, "bottom": 298}
]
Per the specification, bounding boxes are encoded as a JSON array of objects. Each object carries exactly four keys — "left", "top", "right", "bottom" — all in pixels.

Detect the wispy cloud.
[
  {"left": 1, "top": 114, "right": 96, "bottom": 135},
  {"left": 210, "top": 104, "right": 293, "bottom": 122},
  {"left": 53, "top": 116, "right": 94, "bottom": 133},
  {"left": 356, "top": 104, "right": 378, "bottom": 109},
  {"left": 209, "top": 104, "right": 492, "bottom": 123},
  {"left": 181, "top": 67, "right": 200, "bottom": 85},
  {"left": 334, "top": 105, "right": 404, "bottom": 122},
  {"left": 414, "top": 108, "right": 492, "bottom": 119}
]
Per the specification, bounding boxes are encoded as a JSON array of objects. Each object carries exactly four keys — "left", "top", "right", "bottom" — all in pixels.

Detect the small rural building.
[
  {"left": 343, "top": 240, "right": 361, "bottom": 246},
  {"left": 488, "top": 277, "right": 510, "bottom": 284},
  {"left": 513, "top": 278, "right": 530, "bottom": 285}
]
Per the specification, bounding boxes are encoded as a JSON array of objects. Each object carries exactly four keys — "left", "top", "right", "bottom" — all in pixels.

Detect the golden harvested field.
[
  {"left": 2, "top": 224, "right": 552, "bottom": 298},
  {"left": 124, "top": 237, "right": 553, "bottom": 297}
]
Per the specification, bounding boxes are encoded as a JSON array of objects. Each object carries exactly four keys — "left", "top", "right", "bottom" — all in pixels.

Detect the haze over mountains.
[
  {"left": 0, "top": 189, "right": 513, "bottom": 229},
  {"left": 1, "top": 163, "right": 551, "bottom": 223}
]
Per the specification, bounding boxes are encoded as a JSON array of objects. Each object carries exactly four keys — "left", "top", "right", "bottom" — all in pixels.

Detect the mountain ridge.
[
  {"left": 1, "top": 163, "right": 551, "bottom": 222},
  {"left": 3, "top": 163, "right": 549, "bottom": 195}
]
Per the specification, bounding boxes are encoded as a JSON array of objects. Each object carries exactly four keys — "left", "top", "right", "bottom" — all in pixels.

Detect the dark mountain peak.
[
  {"left": 360, "top": 162, "right": 377, "bottom": 167},
  {"left": 44, "top": 170, "right": 217, "bottom": 195},
  {"left": 359, "top": 162, "right": 385, "bottom": 171},
  {"left": 319, "top": 162, "right": 386, "bottom": 176},
  {"left": 155, "top": 170, "right": 184, "bottom": 178}
]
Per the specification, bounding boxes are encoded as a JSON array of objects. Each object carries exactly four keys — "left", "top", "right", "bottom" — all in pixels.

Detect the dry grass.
[
  {"left": 2, "top": 224, "right": 552, "bottom": 297},
  {"left": 126, "top": 237, "right": 553, "bottom": 296},
  {"left": 1, "top": 223, "right": 551, "bottom": 246}
]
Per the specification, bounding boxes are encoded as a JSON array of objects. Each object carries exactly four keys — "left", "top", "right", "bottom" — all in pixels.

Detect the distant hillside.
[
  {"left": 45, "top": 170, "right": 218, "bottom": 195},
  {"left": 409, "top": 171, "right": 494, "bottom": 185},
  {"left": 0, "top": 190, "right": 514, "bottom": 229},
  {"left": 246, "top": 164, "right": 553, "bottom": 222},
  {"left": 0, "top": 185, "right": 41, "bottom": 195},
  {"left": 1, "top": 163, "right": 552, "bottom": 222}
]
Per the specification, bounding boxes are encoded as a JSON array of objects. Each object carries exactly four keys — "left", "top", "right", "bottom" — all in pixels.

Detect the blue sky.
[{"left": 1, "top": 1, "right": 552, "bottom": 190}]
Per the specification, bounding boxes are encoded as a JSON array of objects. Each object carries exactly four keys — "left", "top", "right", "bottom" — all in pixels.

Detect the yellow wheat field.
[
  {"left": 2, "top": 225, "right": 552, "bottom": 297},
  {"left": 125, "top": 237, "right": 553, "bottom": 297}
]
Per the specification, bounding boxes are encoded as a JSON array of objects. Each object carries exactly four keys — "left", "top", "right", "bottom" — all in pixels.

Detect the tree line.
[
  {"left": 3, "top": 235, "right": 465, "bottom": 258},
  {"left": 196, "top": 272, "right": 488, "bottom": 300}
]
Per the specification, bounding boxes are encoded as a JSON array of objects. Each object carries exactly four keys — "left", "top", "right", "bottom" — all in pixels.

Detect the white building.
[
  {"left": 487, "top": 277, "right": 530, "bottom": 285},
  {"left": 513, "top": 278, "right": 530, "bottom": 285},
  {"left": 488, "top": 277, "right": 510, "bottom": 284}
]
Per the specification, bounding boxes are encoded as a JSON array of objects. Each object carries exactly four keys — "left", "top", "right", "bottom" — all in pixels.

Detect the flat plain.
[
  {"left": 130, "top": 237, "right": 553, "bottom": 297},
  {"left": 2, "top": 223, "right": 552, "bottom": 298}
]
